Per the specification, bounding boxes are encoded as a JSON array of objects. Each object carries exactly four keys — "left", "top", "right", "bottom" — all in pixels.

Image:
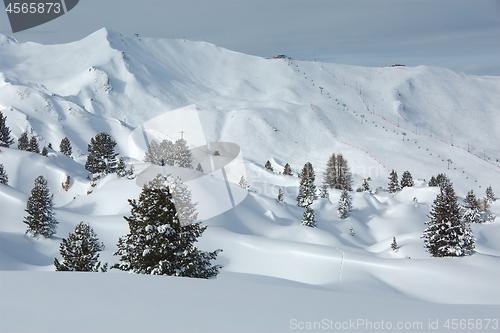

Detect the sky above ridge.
[{"left": 0, "top": 0, "right": 499, "bottom": 75}]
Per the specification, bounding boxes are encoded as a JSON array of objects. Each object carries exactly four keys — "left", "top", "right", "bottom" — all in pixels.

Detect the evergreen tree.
[
  {"left": 318, "top": 184, "right": 329, "bottom": 199},
  {"left": 337, "top": 189, "right": 352, "bottom": 219},
  {"left": 114, "top": 174, "right": 221, "bottom": 278},
  {"left": 173, "top": 138, "right": 192, "bottom": 168},
  {"left": 27, "top": 136, "right": 40, "bottom": 154},
  {"left": 62, "top": 175, "right": 70, "bottom": 191},
  {"left": 116, "top": 157, "right": 127, "bottom": 178},
  {"left": 0, "top": 164, "right": 8, "bottom": 185},
  {"left": 323, "top": 153, "right": 352, "bottom": 190},
  {"left": 349, "top": 226, "right": 355, "bottom": 236},
  {"left": 297, "top": 162, "right": 316, "bottom": 208},
  {"left": 166, "top": 175, "right": 199, "bottom": 227},
  {"left": 422, "top": 183, "right": 475, "bottom": 257},
  {"left": 59, "top": 137, "right": 72, "bottom": 157},
  {"left": 159, "top": 139, "right": 174, "bottom": 166},
  {"left": 432, "top": 173, "right": 452, "bottom": 188},
  {"left": 301, "top": 206, "right": 317, "bottom": 228},
  {"left": 362, "top": 179, "right": 370, "bottom": 192},
  {"left": 283, "top": 163, "right": 293, "bottom": 176},
  {"left": 239, "top": 175, "right": 249, "bottom": 189},
  {"left": 24, "top": 175, "right": 58, "bottom": 238},
  {"left": 41, "top": 147, "right": 48, "bottom": 156},
  {"left": 486, "top": 186, "right": 495, "bottom": 203},
  {"left": 428, "top": 176, "right": 438, "bottom": 187},
  {"left": 127, "top": 164, "right": 136, "bottom": 180},
  {"left": 144, "top": 140, "right": 161, "bottom": 165},
  {"left": 0, "top": 111, "right": 14, "bottom": 148},
  {"left": 85, "top": 132, "right": 118, "bottom": 175},
  {"left": 54, "top": 222, "right": 107, "bottom": 272},
  {"left": 213, "top": 150, "right": 220, "bottom": 156},
  {"left": 387, "top": 170, "right": 400, "bottom": 193},
  {"left": 391, "top": 237, "right": 398, "bottom": 252},
  {"left": 17, "top": 132, "right": 29, "bottom": 151},
  {"left": 196, "top": 163, "right": 204, "bottom": 173},
  {"left": 461, "top": 190, "right": 482, "bottom": 224},
  {"left": 400, "top": 170, "right": 414, "bottom": 188},
  {"left": 277, "top": 188, "right": 284, "bottom": 202},
  {"left": 264, "top": 160, "right": 273, "bottom": 171}
]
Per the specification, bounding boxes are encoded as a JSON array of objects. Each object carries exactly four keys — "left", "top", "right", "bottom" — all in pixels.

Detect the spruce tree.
[
  {"left": 17, "top": 132, "right": 29, "bottom": 151},
  {"left": 166, "top": 175, "right": 199, "bottom": 227},
  {"left": 337, "top": 189, "right": 352, "bottom": 219},
  {"left": 318, "top": 184, "right": 329, "bottom": 199},
  {"left": 116, "top": 157, "right": 127, "bottom": 178},
  {"left": 54, "top": 222, "right": 107, "bottom": 272},
  {"left": 277, "top": 188, "right": 284, "bottom": 202},
  {"left": 297, "top": 162, "right": 316, "bottom": 208},
  {"left": 387, "top": 170, "right": 400, "bottom": 193},
  {"left": 323, "top": 153, "right": 337, "bottom": 189},
  {"left": 196, "top": 163, "right": 204, "bottom": 173},
  {"left": 173, "top": 138, "right": 192, "bottom": 168},
  {"left": 27, "top": 136, "right": 40, "bottom": 154},
  {"left": 391, "top": 237, "right": 398, "bottom": 252},
  {"left": 144, "top": 140, "right": 161, "bottom": 165},
  {"left": 239, "top": 175, "right": 249, "bottom": 189},
  {"left": 461, "top": 190, "right": 482, "bottom": 224},
  {"left": 0, "top": 111, "right": 14, "bottom": 148},
  {"left": 114, "top": 174, "right": 221, "bottom": 278},
  {"left": 59, "top": 137, "right": 72, "bottom": 157},
  {"left": 0, "top": 164, "right": 8, "bottom": 185},
  {"left": 428, "top": 176, "right": 438, "bottom": 187},
  {"left": 301, "top": 206, "right": 317, "bottom": 228},
  {"left": 159, "top": 139, "right": 174, "bottom": 166},
  {"left": 336, "top": 154, "right": 353, "bottom": 191},
  {"left": 85, "top": 132, "right": 118, "bottom": 176},
  {"left": 283, "top": 163, "right": 293, "bottom": 176},
  {"left": 41, "top": 147, "right": 48, "bottom": 156},
  {"left": 213, "top": 150, "right": 220, "bottom": 156},
  {"left": 422, "top": 183, "right": 475, "bottom": 257},
  {"left": 486, "top": 186, "right": 495, "bottom": 203},
  {"left": 400, "top": 170, "right": 414, "bottom": 188},
  {"left": 24, "top": 175, "right": 58, "bottom": 238},
  {"left": 264, "top": 160, "right": 273, "bottom": 171},
  {"left": 362, "top": 179, "right": 370, "bottom": 192}
]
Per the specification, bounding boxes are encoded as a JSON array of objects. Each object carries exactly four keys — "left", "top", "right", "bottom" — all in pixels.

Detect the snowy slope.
[{"left": 0, "top": 29, "right": 499, "bottom": 332}]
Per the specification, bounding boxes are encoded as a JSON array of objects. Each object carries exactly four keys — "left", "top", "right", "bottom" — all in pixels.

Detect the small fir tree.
[
  {"left": 0, "top": 111, "right": 14, "bottom": 148},
  {"left": 337, "top": 189, "right": 352, "bottom": 219},
  {"left": 422, "top": 182, "right": 475, "bottom": 257},
  {"left": 17, "top": 132, "right": 29, "bottom": 151},
  {"left": 318, "top": 184, "right": 329, "bottom": 199},
  {"left": 387, "top": 170, "right": 400, "bottom": 193},
  {"left": 61, "top": 175, "right": 70, "bottom": 191},
  {"left": 391, "top": 237, "right": 398, "bottom": 252},
  {"left": 41, "top": 147, "right": 48, "bottom": 156},
  {"left": 114, "top": 174, "right": 221, "bottom": 278},
  {"left": 362, "top": 179, "right": 370, "bottom": 192},
  {"left": 144, "top": 140, "right": 161, "bottom": 165},
  {"left": 297, "top": 162, "right": 316, "bottom": 208},
  {"left": 277, "top": 188, "right": 284, "bottom": 202},
  {"left": 59, "top": 137, "right": 72, "bottom": 156},
  {"left": 196, "top": 163, "right": 204, "bottom": 173},
  {"left": 461, "top": 190, "right": 482, "bottom": 224},
  {"left": 239, "top": 175, "right": 249, "bottom": 189},
  {"left": 486, "top": 186, "right": 495, "bottom": 203},
  {"left": 283, "top": 163, "right": 293, "bottom": 176},
  {"left": 116, "top": 157, "right": 127, "bottom": 178},
  {"left": 0, "top": 164, "right": 8, "bottom": 185},
  {"left": 213, "top": 150, "right": 220, "bottom": 156},
  {"left": 54, "top": 222, "right": 107, "bottom": 272},
  {"left": 349, "top": 226, "right": 355, "bottom": 236},
  {"left": 428, "top": 176, "right": 438, "bottom": 187},
  {"left": 24, "top": 175, "right": 58, "bottom": 238},
  {"left": 301, "top": 206, "right": 317, "bottom": 228},
  {"left": 173, "top": 138, "right": 192, "bottom": 168},
  {"left": 27, "top": 136, "right": 40, "bottom": 154},
  {"left": 400, "top": 170, "right": 414, "bottom": 188},
  {"left": 127, "top": 164, "right": 136, "bottom": 180},
  {"left": 264, "top": 160, "right": 273, "bottom": 171},
  {"left": 85, "top": 132, "right": 119, "bottom": 176}
]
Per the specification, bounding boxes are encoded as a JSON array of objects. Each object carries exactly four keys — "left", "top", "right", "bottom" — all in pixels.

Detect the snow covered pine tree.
[
  {"left": 85, "top": 132, "right": 119, "bottom": 176},
  {"left": 54, "top": 222, "right": 107, "bottom": 272},
  {"left": 0, "top": 111, "right": 14, "bottom": 148},
  {"left": 337, "top": 189, "right": 352, "bottom": 219},
  {"left": 0, "top": 164, "right": 8, "bottom": 185},
  {"left": 297, "top": 162, "right": 316, "bottom": 208},
  {"left": 387, "top": 170, "right": 401, "bottom": 193},
  {"left": 461, "top": 190, "right": 482, "bottom": 224},
  {"left": 114, "top": 174, "right": 221, "bottom": 278},
  {"left": 59, "top": 136, "right": 72, "bottom": 157},
  {"left": 400, "top": 170, "right": 414, "bottom": 188},
  {"left": 422, "top": 182, "right": 475, "bottom": 257},
  {"left": 17, "top": 132, "right": 29, "bottom": 151},
  {"left": 283, "top": 163, "right": 293, "bottom": 176},
  {"left": 24, "top": 175, "right": 58, "bottom": 238},
  {"left": 301, "top": 205, "right": 317, "bottom": 228}
]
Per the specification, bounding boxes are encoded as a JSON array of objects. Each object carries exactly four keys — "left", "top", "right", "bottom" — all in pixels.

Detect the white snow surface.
[{"left": 0, "top": 29, "right": 499, "bottom": 332}]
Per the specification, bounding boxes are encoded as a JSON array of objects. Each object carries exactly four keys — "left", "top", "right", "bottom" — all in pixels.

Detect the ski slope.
[{"left": 0, "top": 29, "right": 499, "bottom": 332}]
